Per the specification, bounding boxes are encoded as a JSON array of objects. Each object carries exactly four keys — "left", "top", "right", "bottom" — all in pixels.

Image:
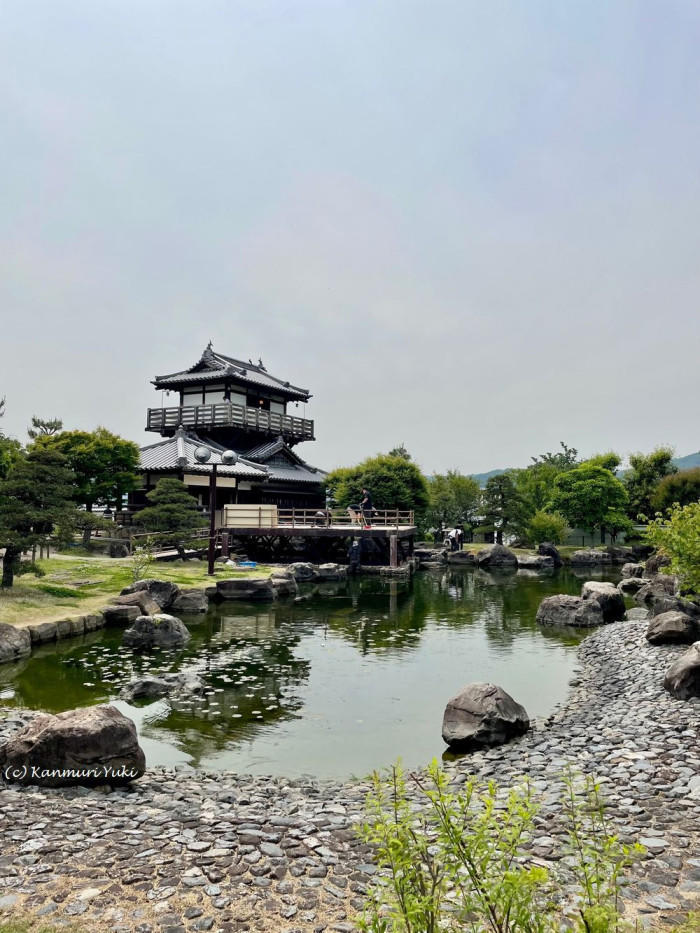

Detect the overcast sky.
[{"left": 1, "top": 1, "right": 698, "bottom": 475}]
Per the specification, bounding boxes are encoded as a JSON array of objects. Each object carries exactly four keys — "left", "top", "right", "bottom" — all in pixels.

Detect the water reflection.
[{"left": 2, "top": 568, "right": 616, "bottom": 777}]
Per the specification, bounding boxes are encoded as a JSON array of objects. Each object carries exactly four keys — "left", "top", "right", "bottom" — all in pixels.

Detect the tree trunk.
[
  {"left": 82, "top": 526, "right": 92, "bottom": 549},
  {"left": 496, "top": 529, "right": 503, "bottom": 545},
  {"left": 2, "top": 546, "right": 20, "bottom": 588}
]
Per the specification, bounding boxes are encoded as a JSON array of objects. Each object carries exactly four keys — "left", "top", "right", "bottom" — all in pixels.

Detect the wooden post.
[
  {"left": 390, "top": 534, "right": 398, "bottom": 568},
  {"left": 207, "top": 464, "right": 217, "bottom": 575},
  {"left": 221, "top": 533, "right": 229, "bottom": 558}
]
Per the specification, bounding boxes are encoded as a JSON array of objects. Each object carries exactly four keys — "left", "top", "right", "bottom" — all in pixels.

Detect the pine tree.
[
  {"left": 137, "top": 478, "right": 207, "bottom": 560},
  {"left": 27, "top": 416, "right": 64, "bottom": 439},
  {"left": 0, "top": 446, "right": 75, "bottom": 587}
]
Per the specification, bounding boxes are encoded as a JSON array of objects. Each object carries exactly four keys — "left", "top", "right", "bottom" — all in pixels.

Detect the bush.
[
  {"left": 15, "top": 562, "right": 46, "bottom": 578},
  {"left": 646, "top": 502, "right": 700, "bottom": 595},
  {"left": 526, "top": 510, "right": 570, "bottom": 546},
  {"left": 358, "top": 761, "right": 642, "bottom": 933},
  {"left": 651, "top": 467, "right": 700, "bottom": 512}
]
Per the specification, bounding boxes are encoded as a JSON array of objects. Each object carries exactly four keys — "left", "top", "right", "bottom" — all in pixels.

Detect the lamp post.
[{"left": 193, "top": 446, "right": 237, "bottom": 575}]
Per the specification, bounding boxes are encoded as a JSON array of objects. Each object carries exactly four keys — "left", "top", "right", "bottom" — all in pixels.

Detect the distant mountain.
[
  {"left": 469, "top": 451, "right": 699, "bottom": 487},
  {"left": 470, "top": 468, "right": 509, "bottom": 487},
  {"left": 673, "top": 451, "right": 700, "bottom": 471}
]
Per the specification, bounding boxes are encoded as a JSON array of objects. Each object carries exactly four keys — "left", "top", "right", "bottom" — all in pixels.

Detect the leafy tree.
[
  {"left": 0, "top": 447, "right": 75, "bottom": 587},
  {"left": 530, "top": 441, "right": 578, "bottom": 468},
  {"left": 646, "top": 502, "right": 700, "bottom": 594},
  {"left": 34, "top": 427, "right": 140, "bottom": 511},
  {"left": 0, "top": 397, "right": 22, "bottom": 481},
  {"left": 387, "top": 443, "right": 412, "bottom": 461},
  {"left": 427, "top": 471, "right": 481, "bottom": 529},
  {"left": 136, "top": 478, "right": 207, "bottom": 560},
  {"left": 27, "top": 415, "right": 63, "bottom": 438},
  {"left": 549, "top": 464, "right": 628, "bottom": 539},
  {"left": 624, "top": 446, "right": 677, "bottom": 520},
  {"left": 325, "top": 453, "right": 429, "bottom": 517},
  {"left": 526, "top": 509, "right": 570, "bottom": 546},
  {"left": 651, "top": 467, "right": 700, "bottom": 512},
  {"left": 584, "top": 451, "right": 622, "bottom": 473},
  {"left": 511, "top": 442, "right": 579, "bottom": 518},
  {"left": 481, "top": 472, "right": 527, "bottom": 544}
]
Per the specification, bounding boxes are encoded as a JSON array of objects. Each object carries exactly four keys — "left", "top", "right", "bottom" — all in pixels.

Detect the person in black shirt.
[{"left": 360, "top": 488, "right": 373, "bottom": 527}]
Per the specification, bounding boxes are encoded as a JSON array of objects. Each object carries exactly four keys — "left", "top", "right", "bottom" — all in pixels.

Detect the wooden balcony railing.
[
  {"left": 222, "top": 506, "right": 415, "bottom": 530},
  {"left": 147, "top": 403, "right": 314, "bottom": 439}
]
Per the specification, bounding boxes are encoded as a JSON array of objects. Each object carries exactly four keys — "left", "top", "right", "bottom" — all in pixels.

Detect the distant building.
[{"left": 127, "top": 344, "right": 325, "bottom": 519}]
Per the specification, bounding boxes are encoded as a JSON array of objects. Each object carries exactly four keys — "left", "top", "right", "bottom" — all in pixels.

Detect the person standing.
[{"left": 360, "top": 487, "right": 374, "bottom": 527}]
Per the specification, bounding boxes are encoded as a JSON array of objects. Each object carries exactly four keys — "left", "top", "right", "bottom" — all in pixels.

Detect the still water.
[{"left": 0, "top": 568, "right": 611, "bottom": 778}]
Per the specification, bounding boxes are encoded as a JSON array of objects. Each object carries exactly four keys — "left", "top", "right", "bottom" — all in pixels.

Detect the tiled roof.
[
  {"left": 140, "top": 431, "right": 268, "bottom": 479},
  {"left": 153, "top": 345, "right": 311, "bottom": 400},
  {"left": 243, "top": 435, "right": 326, "bottom": 485},
  {"left": 264, "top": 464, "right": 324, "bottom": 485}
]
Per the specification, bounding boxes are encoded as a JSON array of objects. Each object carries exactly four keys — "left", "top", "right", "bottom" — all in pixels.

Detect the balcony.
[{"left": 146, "top": 403, "right": 314, "bottom": 440}]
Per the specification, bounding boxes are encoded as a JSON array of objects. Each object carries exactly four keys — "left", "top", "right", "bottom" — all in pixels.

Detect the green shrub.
[
  {"left": 646, "top": 502, "right": 700, "bottom": 595},
  {"left": 15, "top": 562, "right": 46, "bottom": 578},
  {"left": 526, "top": 510, "right": 570, "bottom": 546},
  {"left": 358, "top": 761, "right": 642, "bottom": 933}
]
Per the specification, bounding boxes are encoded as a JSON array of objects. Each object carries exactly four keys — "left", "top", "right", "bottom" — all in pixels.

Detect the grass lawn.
[{"left": 0, "top": 554, "right": 273, "bottom": 628}]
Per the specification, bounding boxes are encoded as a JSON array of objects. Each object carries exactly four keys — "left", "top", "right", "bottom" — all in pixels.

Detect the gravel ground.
[{"left": 0, "top": 619, "right": 699, "bottom": 932}]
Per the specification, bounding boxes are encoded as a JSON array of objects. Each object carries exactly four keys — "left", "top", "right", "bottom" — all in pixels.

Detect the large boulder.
[
  {"left": 570, "top": 549, "right": 612, "bottom": 566},
  {"left": 663, "top": 643, "right": 700, "bottom": 700},
  {"left": 170, "top": 588, "right": 209, "bottom": 614},
  {"left": 606, "top": 546, "right": 636, "bottom": 565},
  {"left": 122, "top": 614, "right": 191, "bottom": 649},
  {"left": 216, "top": 578, "right": 277, "bottom": 601},
  {"left": 442, "top": 683, "right": 529, "bottom": 751},
  {"left": 111, "top": 591, "right": 162, "bottom": 615},
  {"left": 27, "top": 622, "right": 58, "bottom": 645},
  {"left": 517, "top": 554, "right": 555, "bottom": 571},
  {"left": 0, "top": 624, "right": 31, "bottom": 665},
  {"left": 537, "top": 542, "right": 562, "bottom": 567},
  {"left": 415, "top": 548, "right": 448, "bottom": 566},
  {"left": 634, "top": 575, "right": 678, "bottom": 608},
  {"left": 317, "top": 563, "right": 348, "bottom": 581},
  {"left": 581, "top": 581, "right": 626, "bottom": 623},
  {"left": 120, "top": 677, "right": 171, "bottom": 701},
  {"left": 120, "top": 579, "right": 180, "bottom": 610},
  {"left": 645, "top": 552, "right": 671, "bottom": 576},
  {"left": 618, "top": 577, "right": 647, "bottom": 595},
  {"left": 625, "top": 607, "right": 649, "bottom": 621},
  {"left": 621, "top": 562, "right": 646, "bottom": 579},
  {"left": 0, "top": 705, "right": 145, "bottom": 786},
  {"left": 270, "top": 571, "right": 299, "bottom": 597},
  {"left": 646, "top": 612, "right": 700, "bottom": 646},
  {"left": 536, "top": 594, "right": 604, "bottom": 628},
  {"left": 101, "top": 605, "right": 141, "bottom": 627},
  {"left": 648, "top": 594, "right": 700, "bottom": 620},
  {"left": 476, "top": 545, "right": 518, "bottom": 570},
  {"left": 287, "top": 562, "right": 319, "bottom": 582},
  {"left": 447, "top": 550, "right": 477, "bottom": 565}
]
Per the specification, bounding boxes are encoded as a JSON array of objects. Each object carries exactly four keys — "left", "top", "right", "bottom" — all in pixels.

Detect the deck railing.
[
  {"left": 222, "top": 507, "right": 415, "bottom": 529},
  {"left": 146, "top": 403, "right": 314, "bottom": 440}
]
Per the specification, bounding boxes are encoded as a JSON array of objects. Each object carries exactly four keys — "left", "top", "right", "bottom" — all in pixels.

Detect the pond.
[{"left": 0, "top": 567, "right": 617, "bottom": 779}]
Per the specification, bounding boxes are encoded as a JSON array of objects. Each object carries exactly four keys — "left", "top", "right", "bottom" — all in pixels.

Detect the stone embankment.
[{"left": 1, "top": 617, "right": 699, "bottom": 931}]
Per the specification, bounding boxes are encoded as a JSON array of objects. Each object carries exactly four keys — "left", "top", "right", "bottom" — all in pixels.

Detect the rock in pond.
[
  {"left": 476, "top": 545, "right": 518, "bottom": 570},
  {"left": 442, "top": 683, "right": 529, "bottom": 751},
  {"left": 537, "top": 542, "right": 562, "bottom": 567},
  {"left": 122, "top": 614, "right": 191, "bottom": 649},
  {"left": 447, "top": 550, "right": 477, "bottom": 565},
  {"left": 101, "top": 605, "right": 141, "bottom": 627},
  {"left": 646, "top": 612, "right": 700, "bottom": 646},
  {"left": 0, "top": 705, "right": 145, "bottom": 786},
  {"left": 635, "top": 575, "right": 678, "bottom": 608},
  {"left": 0, "top": 623, "right": 31, "bottom": 665},
  {"left": 570, "top": 549, "right": 612, "bottom": 566},
  {"left": 581, "top": 581, "right": 626, "bottom": 623},
  {"left": 170, "top": 588, "right": 209, "bottom": 613},
  {"left": 536, "top": 594, "right": 604, "bottom": 628},
  {"left": 317, "top": 563, "right": 347, "bottom": 581},
  {"left": 517, "top": 554, "right": 554, "bottom": 571},
  {"left": 287, "top": 562, "right": 319, "bottom": 581},
  {"left": 111, "top": 590, "right": 162, "bottom": 615},
  {"left": 216, "top": 578, "right": 277, "bottom": 601},
  {"left": 645, "top": 552, "right": 671, "bottom": 576},
  {"left": 270, "top": 571, "right": 298, "bottom": 597},
  {"left": 120, "top": 672, "right": 205, "bottom": 702},
  {"left": 618, "top": 577, "right": 647, "bottom": 595},
  {"left": 621, "top": 562, "right": 646, "bottom": 578},
  {"left": 120, "top": 579, "right": 180, "bottom": 610},
  {"left": 663, "top": 642, "right": 700, "bottom": 700}
]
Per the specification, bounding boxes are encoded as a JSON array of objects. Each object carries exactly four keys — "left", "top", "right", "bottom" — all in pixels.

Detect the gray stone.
[
  {"left": 622, "top": 562, "right": 646, "bottom": 578},
  {"left": 664, "top": 642, "right": 700, "bottom": 700},
  {"left": 646, "top": 612, "right": 699, "bottom": 646},
  {"left": 216, "top": 578, "right": 277, "bottom": 601},
  {"left": 317, "top": 563, "right": 347, "bottom": 581},
  {"left": 537, "top": 542, "right": 562, "bottom": 567},
  {"left": 170, "top": 588, "right": 209, "bottom": 614},
  {"left": 102, "top": 605, "right": 141, "bottom": 627},
  {"left": 120, "top": 678, "right": 173, "bottom": 702},
  {"left": 625, "top": 608, "right": 650, "bottom": 621},
  {"left": 645, "top": 552, "right": 671, "bottom": 575},
  {"left": 111, "top": 591, "right": 162, "bottom": 616},
  {"left": 442, "top": 682, "right": 529, "bottom": 751},
  {"left": 569, "top": 549, "right": 612, "bottom": 565},
  {"left": 517, "top": 554, "right": 555, "bottom": 570},
  {"left": 123, "top": 615, "right": 191, "bottom": 649},
  {"left": 476, "top": 545, "right": 518, "bottom": 570},
  {"left": 581, "top": 581, "right": 626, "bottom": 623},
  {"left": 287, "top": 562, "right": 319, "bottom": 581},
  {"left": 0, "top": 623, "right": 31, "bottom": 664},
  {"left": 120, "top": 579, "right": 181, "bottom": 610},
  {"left": 0, "top": 704, "right": 145, "bottom": 786},
  {"left": 270, "top": 571, "right": 299, "bottom": 598},
  {"left": 27, "top": 622, "right": 57, "bottom": 645},
  {"left": 446, "top": 550, "right": 477, "bottom": 565},
  {"left": 635, "top": 575, "right": 678, "bottom": 608},
  {"left": 536, "top": 594, "right": 604, "bottom": 628},
  {"left": 618, "top": 577, "right": 647, "bottom": 595}
]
